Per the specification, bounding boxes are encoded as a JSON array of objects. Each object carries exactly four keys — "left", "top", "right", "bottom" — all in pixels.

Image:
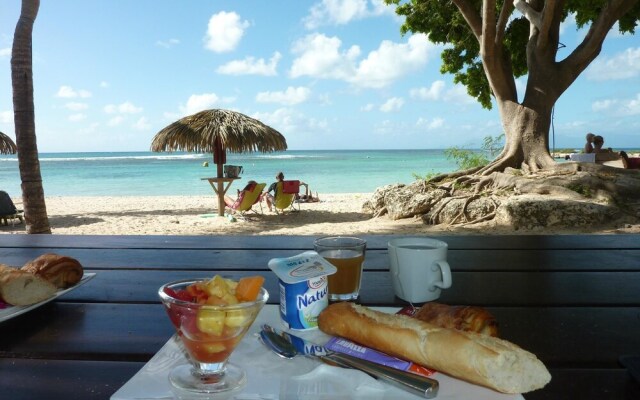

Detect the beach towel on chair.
[{"left": 282, "top": 180, "right": 300, "bottom": 194}]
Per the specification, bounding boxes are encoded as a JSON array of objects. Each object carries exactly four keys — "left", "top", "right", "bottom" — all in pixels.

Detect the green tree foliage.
[
  {"left": 413, "top": 134, "right": 504, "bottom": 179},
  {"left": 445, "top": 133, "right": 505, "bottom": 170}
]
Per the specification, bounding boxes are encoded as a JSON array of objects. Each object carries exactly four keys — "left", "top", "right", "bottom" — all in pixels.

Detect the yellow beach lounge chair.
[
  {"left": 274, "top": 180, "right": 301, "bottom": 214},
  {"left": 226, "top": 182, "right": 266, "bottom": 216}
]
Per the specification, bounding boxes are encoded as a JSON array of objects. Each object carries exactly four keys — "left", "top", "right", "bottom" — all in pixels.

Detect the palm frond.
[{"left": 0, "top": 131, "right": 17, "bottom": 155}]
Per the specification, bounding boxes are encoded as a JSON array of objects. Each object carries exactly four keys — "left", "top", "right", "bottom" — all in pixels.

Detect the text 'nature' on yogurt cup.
[{"left": 268, "top": 251, "right": 337, "bottom": 330}]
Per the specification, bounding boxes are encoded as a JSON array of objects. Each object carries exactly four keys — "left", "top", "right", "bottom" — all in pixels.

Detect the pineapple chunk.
[
  {"left": 196, "top": 309, "right": 225, "bottom": 335},
  {"left": 203, "top": 343, "right": 226, "bottom": 353},
  {"left": 205, "top": 276, "right": 230, "bottom": 298},
  {"left": 223, "top": 278, "right": 238, "bottom": 292},
  {"left": 225, "top": 309, "right": 251, "bottom": 328}
]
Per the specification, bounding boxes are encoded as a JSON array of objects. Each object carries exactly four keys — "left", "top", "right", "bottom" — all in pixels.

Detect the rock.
[
  {"left": 363, "top": 181, "right": 447, "bottom": 220},
  {"left": 494, "top": 194, "right": 617, "bottom": 230},
  {"left": 362, "top": 183, "right": 405, "bottom": 215}
]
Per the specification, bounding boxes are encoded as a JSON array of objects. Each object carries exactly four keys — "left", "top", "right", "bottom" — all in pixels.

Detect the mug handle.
[{"left": 433, "top": 260, "right": 452, "bottom": 289}]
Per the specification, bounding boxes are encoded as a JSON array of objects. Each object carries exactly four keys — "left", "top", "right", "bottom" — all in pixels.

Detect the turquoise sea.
[{"left": 0, "top": 150, "right": 460, "bottom": 196}]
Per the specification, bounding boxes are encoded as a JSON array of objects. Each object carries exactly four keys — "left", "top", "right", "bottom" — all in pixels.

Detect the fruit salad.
[{"left": 161, "top": 275, "right": 266, "bottom": 364}]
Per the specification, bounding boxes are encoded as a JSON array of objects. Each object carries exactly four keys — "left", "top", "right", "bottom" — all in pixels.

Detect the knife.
[{"left": 260, "top": 324, "right": 439, "bottom": 398}]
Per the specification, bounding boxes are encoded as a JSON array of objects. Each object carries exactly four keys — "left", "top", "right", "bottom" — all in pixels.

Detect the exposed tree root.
[
  {"left": 461, "top": 211, "right": 497, "bottom": 226},
  {"left": 428, "top": 166, "right": 483, "bottom": 184},
  {"left": 449, "top": 194, "right": 480, "bottom": 224}
]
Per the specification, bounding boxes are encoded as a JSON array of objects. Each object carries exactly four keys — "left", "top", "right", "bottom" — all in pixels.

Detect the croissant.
[
  {"left": 413, "top": 302, "right": 499, "bottom": 337},
  {"left": 22, "top": 253, "right": 84, "bottom": 289}
]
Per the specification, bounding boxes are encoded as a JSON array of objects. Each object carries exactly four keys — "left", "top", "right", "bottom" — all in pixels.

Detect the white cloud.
[
  {"left": 256, "top": 86, "right": 311, "bottom": 105},
  {"left": 64, "top": 102, "right": 89, "bottom": 111},
  {"left": 56, "top": 85, "right": 92, "bottom": 98},
  {"left": 217, "top": 52, "right": 281, "bottom": 76},
  {"left": 100, "top": 81, "right": 109, "bottom": 88},
  {"left": 303, "top": 0, "right": 394, "bottom": 30},
  {"left": 252, "top": 107, "right": 328, "bottom": 136},
  {"left": 416, "top": 117, "right": 445, "bottom": 130},
  {"left": 586, "top": 47, "right": 640, "bottom": 81},
  {"left": 0, "top": 48, "right": 11, "bottom": 57},
  {"left": 290, "top": 33, "right": 433, "bottom": 89},
  {"left": 411, "top": 81, "right": 474, "bottom": 105},
  {"left": 1, "top": 110, "right": 13, "bottom": 123},
  {"left": 104, "top": 101, "right": 142, "bottom": 114},
  {"left": 619, "top": 93, "right": 640, "bottom": 116},
  {"left": 592, "top": 93, "right": 640, "bottom": 116},
  {"left": 443, "top": 85, "right": 475, "bottom": 104},
  {"left": 68, "top": 113, "right": 86, "bottom": 122},
  {"left": 361, "top": 103, "right": 375, "bottom": 111},
  {"left": 379, "top": 97, "right": 404, "bottom": 112},
  {"left": 351, "top": 34, "right": 433, "bottom": 88},
  {"left": 428, "top": 117, "right": 444, "bottom": 130},
  {"left": 156, "top": 38, "right": 180, "bottom": 48},
  {"left": 204, "top": 11, "right": 249, "bottom": 53},
  {"left": 592, "top": 99, "right": 615, "bottom": 112},
  {"left": 290, "top": 33, "right": 360, "bottom": 80},
  {"left": 179, "top": 93, "right": 235, "bottom": 116},
  {"left": 132, "top": 117, "right": 152, "bottom": 130},
  {"left": 410, "top": 80, "right": 445, "bottom": 100},
  {"left": 108, "top": 116, "right": 124, "bottom": 126}
]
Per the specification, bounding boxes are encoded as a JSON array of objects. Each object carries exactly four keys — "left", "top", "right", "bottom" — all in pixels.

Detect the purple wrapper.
[{"left": 325, "top": 336, "right": 412, "bottom": 371}]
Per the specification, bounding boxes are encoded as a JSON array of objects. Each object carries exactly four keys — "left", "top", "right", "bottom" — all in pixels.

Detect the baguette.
[
  {"left": 318, "top": 302, "right": 550, "bottom": 394},
  {"left": 0, "top": 264, "right": 57, "bottom": 306},
  {"left": 22, "top": 253, "right": 84, "bottom": 289},
  {"left": 413, "top": 302, "right": 499, "bottom": 337}
]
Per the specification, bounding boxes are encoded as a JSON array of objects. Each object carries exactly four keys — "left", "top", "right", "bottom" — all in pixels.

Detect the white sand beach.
[{"left": 2, "top": 194, "right": 639, "bottom": 236}]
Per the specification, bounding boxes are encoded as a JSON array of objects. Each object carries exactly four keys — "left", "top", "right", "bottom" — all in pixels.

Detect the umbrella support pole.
[{"left": 201, "top": 177, "right": 239, "bottom": 216}]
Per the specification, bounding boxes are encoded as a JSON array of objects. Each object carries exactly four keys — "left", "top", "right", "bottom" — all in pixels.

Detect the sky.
[{"left": 0, "top": 0, "right": 639, "bottom": 153}]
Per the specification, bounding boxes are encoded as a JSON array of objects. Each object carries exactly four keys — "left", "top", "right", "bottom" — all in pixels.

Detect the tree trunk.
[
  {"left": 479, "top": 99, "right": 556, "bottom": 174},
  {"left": 11, "top": 0, "right": 51, "bottom": 234}
]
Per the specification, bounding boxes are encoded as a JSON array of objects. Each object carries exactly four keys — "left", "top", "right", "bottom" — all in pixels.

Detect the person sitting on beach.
[
  {"left": 224, "top": 180, "right": 258, "bottom": 208},
  {"left": 593, "top": 135, "right": 629, "bottom": 168},
  {"left": 262, "top": 172, "right": 285, "bottom": 212},
  {"left": 583, "top": 132, "right": 595, "bottom": 154}
]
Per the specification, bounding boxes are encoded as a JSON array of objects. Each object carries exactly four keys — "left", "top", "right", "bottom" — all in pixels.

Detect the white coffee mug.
[{"left": 388, "top": 237, "right": 452, "bottom": 303}]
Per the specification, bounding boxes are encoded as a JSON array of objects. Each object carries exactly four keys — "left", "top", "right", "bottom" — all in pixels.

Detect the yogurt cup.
[{"left": 268, "top": 251, "right": 337, "bottom": 330}]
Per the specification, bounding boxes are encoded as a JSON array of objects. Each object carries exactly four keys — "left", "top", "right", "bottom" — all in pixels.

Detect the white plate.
[
  {"left": 0, "top": 272, "right": 96, "bottom": 323},
  {"left": 112, "top": 305, "right": 524, "bottom": 400}
]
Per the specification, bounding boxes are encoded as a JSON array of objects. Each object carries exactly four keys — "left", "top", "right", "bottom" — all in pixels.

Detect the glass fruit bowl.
[{"left": 159, "top": 277, "right": 268, "bottom": 395}]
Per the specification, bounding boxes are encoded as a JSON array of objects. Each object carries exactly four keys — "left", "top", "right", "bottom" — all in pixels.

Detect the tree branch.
[
  {"left": 562, "top": 0, "right": 638, "bottom": 81},
  {"left": 537, "top": 0, "right": 561, "bottom": 48},
  {"left": 514, "top": 0, "right": 542, "bottom": 32},
  {"left": 496, "top": 1, "right": 515, "bottom": 43},
  {"left": 482, "top": 0, "right": 497, "bottom": 47},
  {"left": 452, "top": 0, "right": 483, "bottom": 40}
]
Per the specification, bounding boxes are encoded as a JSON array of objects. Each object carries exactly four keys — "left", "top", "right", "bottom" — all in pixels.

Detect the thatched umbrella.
[
  {"left": 151, "top": 109, "right": 287, "bottom": 215},
  {"left": 0, "top": 131, "right": 17, "bottom": 154}
]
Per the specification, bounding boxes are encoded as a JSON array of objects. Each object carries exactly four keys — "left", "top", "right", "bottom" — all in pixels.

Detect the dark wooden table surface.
[{"left": 0, "top": 234, "right": 639, "bottom": 399}]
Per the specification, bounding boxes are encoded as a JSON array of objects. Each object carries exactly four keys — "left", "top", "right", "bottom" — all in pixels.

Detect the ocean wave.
[
  {"left": 248, "top": 154, "right": 324, "bottom": 159},
  {"left": 26, "top": 154, "right": 209, "bottom": 162}
]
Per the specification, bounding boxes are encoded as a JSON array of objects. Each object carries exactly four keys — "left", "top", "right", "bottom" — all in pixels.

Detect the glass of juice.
[
  {"left": 158, "top": 278, "right": 268, "bottom": 395},
  {"left": 314, "top": 236, "right": 366, "bottom": 301}
]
